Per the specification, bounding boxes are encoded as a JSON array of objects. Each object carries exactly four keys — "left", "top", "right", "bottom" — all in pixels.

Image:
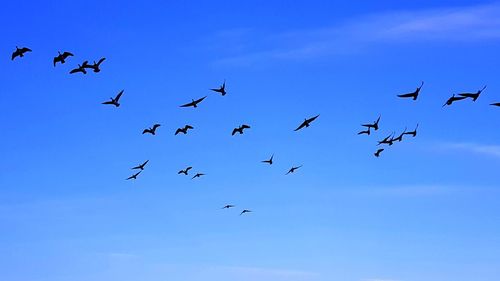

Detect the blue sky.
[{"left": 1, "top": 1, "right": 500, "bottom": 280}]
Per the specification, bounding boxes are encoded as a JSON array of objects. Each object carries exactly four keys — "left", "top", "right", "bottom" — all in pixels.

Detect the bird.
[
  {"left": 178, "top": 166, "right": 193, "bottom": 175},
  {"left": 403, "top": 124, "right": 418, "bottom": 137},
  {"left": 232, "top": 124, "right": 251, "bottom": 135},
  {"left": 294, "top": 114, "right": 320, "bottom": 131},
  {"left": 443, "top": 94, "right": 467, "bottom": 107},
  {"left": 101, "top": 90, "right": 124, "bottom": 107},
  {"left": 458, "top": 85, "right": 487, "bottom": 102},
  {"left": 142, "top": 124, "right": 161, "bottom": 135},
  {"left": 286, "top": 165, "right": 302, "bottom": 175},
  {"left": 490, "top": 102, "right": 500, "bottom": 107},
  {"left": 391, "top": 129, "right": 406, "bottom": 142},
  {"left": 192, "top": 173, "right": 205, "bottom": 179},
  {"left": 53, "top": 51, "right": 73, "bottom": 66},
  {"left": 69, "top": 61, "right": 89, "bottom": 74},
  {"left": 126, "top": 171, "right": 141, "bottom": 180},
  {"left": 175, "top": 125, "right": 194, "bottom": 135},
  {"left": 11, "top": 46, "right": 32, "bottom": 60},
  {"left": 397, "top": 81, "right": 424, "bottom": 100},
  {"left": 377, "top": 133, "right": 394, "bottom": 146},
  {"left": 240, "top": 209, "right": 252, "bottom": 215},
  {"left": 374, "top": 148, "right": 384, "bottom": 157},
  {"left": 362, "top": 115, "right": 381, "bottom": 131},
  {"left": 86, "top": 57, "right": 106, "bottom": 72},
  {"left": 180, "top": 96, "right": 207, "bottom": 108},
  {"left": 222, "top": 204, "right": 235, "bottom": 209},
  {"left": 357, "top": 127, "right": 371, "bottom": 135},
  {"left": 210, "top": 80, "right": 226, "bottom": 96},
  {"left": 131, "top": 160, "right": 149, "bottom": 170},
  {"left": 261, "top": 154, "right": 274, "bottom": 165}
]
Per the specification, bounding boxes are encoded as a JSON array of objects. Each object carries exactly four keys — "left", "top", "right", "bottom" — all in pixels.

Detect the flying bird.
[
  {"left": 192, "top": 173, "right": 205, "bottom": 179},
  {"left": 374, "top": 148, "right": 384, "bottom": 157},
  {"left": 357, "top": 127, "right": 371, "bottom": 135},
  {"left": 69, "top": 61, "right": 89, "bottom": 74},
  {"left": 458, "top": 85, "right": 487, "bottom": 102},
  {"left": 391, "top": 128, "right": 406, "bottom": 142},
  {"left": 175, "top": 125, "right": 194, "bottom": 135},
  {"left": 102, "top": 90, "right": 124, "bottom": 107},
  {"left": 126, "top": 171, "right": 141, "bottom": 180},
  {"left": 443, "top": 94, "right": 467, "bottom": 107},
  {"left": 210, "top": 80, "right": 227, "bottom": 96},
  {"left": 11, "top": 46, "right": 32, "bottom": 60},
  {"left": 286, "top": 165, "right": 302, "bottom": 175},
  {"left": 261, "top": 154, "right": 274, "bottom": 165},
  {"left": 490, "top": 102, "right": 500, "bottom": 107},
  {"left": 86, "top": 57, "right": 106, "bottom": 72},
  {"left": 222, "top": 204, "right": 235, "bottom": 209},
  {"left": 53, "top": 51, "right": 73, "bottom": 66},
  {"left": 403, "top": 124, "right": 418, "bottom": 137},
  {"left": 232, "top": 124, "right": 251, "bottom": 135},
  {"left": 132, "top": 160, "right": 149, "bottom": 170},
  {"left": 362, "top": 115, "right": 381, "bottom": 131},
  {"left": 178, "top": 166, "right": 193, "bottom": 175},
  {"left": 294, "top": 114, "right": 320, "bottom": 131},
  {"left": 240, "top": 209, "right": 252, "bottom": 215},
  {"left": 142, "top": 124, "right": 161, "bottom": 135},
  {"left": 377, "top": 133, "right": 394, "bottom": 146},
  {"left": 180, "top": 96, "right": 207, "bottom": 108},
  {"left": 397, "top": 81, "right": 424, "bottom": 100}
]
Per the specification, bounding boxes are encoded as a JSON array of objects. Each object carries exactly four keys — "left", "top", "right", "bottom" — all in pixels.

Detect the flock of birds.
[{"left": 11, "top": 46, "right": 499, "bottom": 215}]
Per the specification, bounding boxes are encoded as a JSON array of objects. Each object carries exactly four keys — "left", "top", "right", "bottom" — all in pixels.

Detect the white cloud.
[{"left": 214, "top": 3, "right": 500, "bottom": 65}]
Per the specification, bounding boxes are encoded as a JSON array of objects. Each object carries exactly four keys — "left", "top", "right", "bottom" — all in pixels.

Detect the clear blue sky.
[{"left": 1, "top": 1, "right": 500, "bottom": 281}]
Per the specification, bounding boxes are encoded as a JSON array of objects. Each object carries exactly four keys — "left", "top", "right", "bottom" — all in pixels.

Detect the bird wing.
[
  {"left": 142, "top": 129, "right": 150, "bottom": 134},
  {"left": 397, "top": 93, "right": 414, "bottom": 98},
  {"left": 306, "top": 114, "right": 319, "bottom": 123},
  {"left": 490, "top": 103, "right": 500, "bottom": 106},
  {"left": 152, "top": 124, "right": 161, "bottom": 130},
  {"left": 241, "top": 124, "right": 250, "bottom": 129},
  {"left": 142, "top": 160, "right": 149, "bottom": 166},
  {"left": 102, "top": 100, "right": 114, "bottom": 105},
  {"left": 82, "top": 60, "right": 89, "bottom": 67},
  {"left": 195, "top": 96, "right": 207, "bottom": 104},
  {"left": 21, "top": 47, "right": 32, "bottom": 53},
  {"left": 96, "top": 57, "right": 106, "bottom": 65},
  {"left": 232, "top": 128, "right": 238, "bottom": 135},
  {"left": 53, "top": 57, "right": 59, "bottom": 66},
  {"left": 175, "top": 128, "right": 182, "bottom": 135},
  {"left": 69, "top": 68, "right": 80, "bottom": 74},
  {"left": 185, "top": 125, "right": 194, "bottom": 129},
  {"left": 115, "top": 90, "right": 124, "bottom": 101},
  {"left": 294, "top": 121, "right": 307, "bottom": 131},
  {"left": 11, "top": 50, "right": 18, "bottom": 60},
  {"left": 62, "top": 51, "right": 74, "bottom": 58},
  {"left": 180, "top": 101, "right": 194, "bottom": 107}
]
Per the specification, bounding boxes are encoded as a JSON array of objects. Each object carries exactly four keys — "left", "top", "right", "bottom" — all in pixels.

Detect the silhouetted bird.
[
  {"left": 192, "top": 173, "right": 205, "bottom": 179},
  {"left": 142, "top": 124, "right": 161, "bottom": 135},
  {"left": 180, "top": 96, "right": 207, "bottom": 108},
  {"left": 403, "top": 124, "right": 418, "bottom": 137},
  {"left": 391, "top": 128, "right": 406, "bottom": 142},
  {"left": 126, "top": 171, "right": 141, "bottom": 180},
  {"left": 11, "top": 46, "right": 31, "bottom": 60},
  {"left": 178, "top": 166, "right": 193, "bottom": 175},
  {"left": 222, "top": 204, "right": 235, "bottom": 209},
  {"left": 397, "top": 81, "right": 424, "bottom": 100},
  {"left": 175, "top": 125, "right": 194, "bottom": 135},
  {"left": 261, "top": 154, "right": 274, "bottom": 165},
  {"left": 69, "top": 61, "right": 89, "bottom": 74},
  {"left": 377, "top": 133, "right": 394, "bottom": 146},
  {"left": 53, "top": 51, "right": 73, "bottom": 66},
  {"left": 357, "top": 127, "right": 371, "bottom": 135},
  {"left": 286, "top": 165, "right": 302, "bottom": 175},
  {"left": 458, "top": 85, "right": 487, "bottom": 102},
  {"left": 210, "top": 80, "right": 226, "bottom": 96},
  {"left": 362, "top": 115, "right": 381, "bottom": 131},
  {"left": 294, "top": 115, "right": 320, "bottom": 131},
  {"left": 240, "top": 209, "right": 252, "bottom": 215},
  {"left": 86, "top": 57, "right": 106, "bottom": 72},
  {"left": 443, "top": 94, "right": 467, "bottom": 107},
  {"left": 490, "top": 102, "right": 500, "bottom": 107},
  {"left": 132, "top": 160, "right": 149, "bottom": 170},
  {"left": 102, "top": 90, "right": 124, "bottom": 107},
  {"left": 374, "top": 148, "right": 384, "bottom": 157},
  {"left": 232, "top": 124, "right": 250, "bottom": 135}
]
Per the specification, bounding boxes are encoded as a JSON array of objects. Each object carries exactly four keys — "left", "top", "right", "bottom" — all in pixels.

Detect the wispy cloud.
[
  {"left": 214, "top": 3, "right": 500, "bottom": 65},
  {"left": 438, "top": 142, "right": 500, "bottom": 158}
]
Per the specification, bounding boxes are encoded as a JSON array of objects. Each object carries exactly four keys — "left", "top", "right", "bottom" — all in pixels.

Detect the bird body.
[
  {"left": 132, "top": 160, "right": 149, "bottom": 170},
  {"left": 222, "top": 204, "right": 235, "bottom": 209},
  {"left": 126, "top": 171, "right": 141, "bottom": 180},
  {"left": 240, "top": 209, "right": 252, "bottom": 215},
  {"left": 294, "top": 115, "right": 320, "bottom": 131},
  {"left": 192, "top": 173, "right": 205, "bottom": 179},
  {"left": 362, "top": 115, "right": 381, "bottom": 131},
  {"left": 403, "top": 124, "right": 418, "bottom": 137},
  {"left": 458, "top": 85, "right": 486, "bottom": 101},
  {"left": 53, "top": 51, "right": 73, "bottom": 66},
  {"left": 210, "top": 80, "right": 226, "bottom": 96},
  {"left": 232, "top": 124, "right": 250, "bottom": 135},
  {"left": 142, "top": 124, "right": 161, "bottom": 135},
  {"left": 397, "top": 81, "right": 424, "bottom": 100},
  {"left": 261, "top": 154, "right": 274, "bottom": 165},
  {"left": 374, "top": 148, "right": 384, "bottom": 157},
  {"left": 102, "top": 90, "right": 124, "bottom": 107},
  {"left": 11, "top": 46, "right": 32, "bottom": 60},
  {"left": 85, "top": 57, "right": 105, "bottom": 72},
  {"left": 70, "top": 61, "right": 89, "bottom": 74},
  {"left": 286, "top": 165, "right": 302, "bottom": 175},
  {"left": 491, "top": 102, "right": 500, "bottom": 107}
]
